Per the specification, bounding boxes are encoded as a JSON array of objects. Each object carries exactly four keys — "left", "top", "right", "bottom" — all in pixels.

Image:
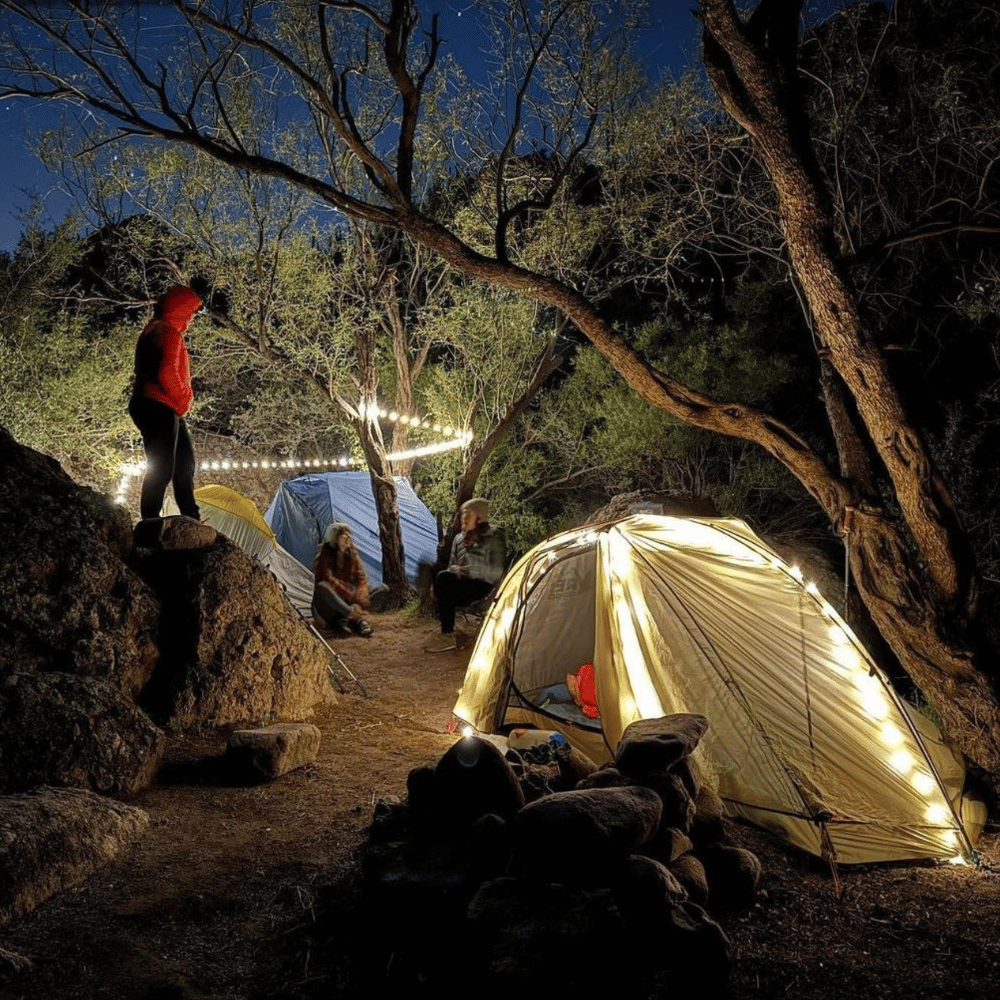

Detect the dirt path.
[
  {"left": 1, "top": 612, "right": 474, "bottom": 999},
  {"left": 3, "top": 610, "right": 1000, "bottom": 1000}
]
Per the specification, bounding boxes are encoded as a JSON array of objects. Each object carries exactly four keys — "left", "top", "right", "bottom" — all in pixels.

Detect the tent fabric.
[
  {"left": 164, "top": 484, "right": 314, "bottom": 614},
  {"left": 265, "top": 471, "right": 439, "bottom": 590},
  {"left": 453, "top": 514, "right": 986, "bottom": 864}
]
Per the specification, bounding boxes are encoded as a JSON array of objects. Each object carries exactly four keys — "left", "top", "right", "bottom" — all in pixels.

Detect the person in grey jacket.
[{"left": 425, "top": 497, "right": 506, "bottom": 652}]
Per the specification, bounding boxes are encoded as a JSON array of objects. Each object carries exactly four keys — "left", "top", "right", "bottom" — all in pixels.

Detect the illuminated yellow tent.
[{"left": 453, "top": 515, "right": 986, "bottom": 864}]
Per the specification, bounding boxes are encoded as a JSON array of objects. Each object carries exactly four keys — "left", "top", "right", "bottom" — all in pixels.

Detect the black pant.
[
  {"left": 435, "top": 570, "right": 493, "bottom": 633},
  {"left": 128, "top": 395, "right": 200, "bottom": 520}
]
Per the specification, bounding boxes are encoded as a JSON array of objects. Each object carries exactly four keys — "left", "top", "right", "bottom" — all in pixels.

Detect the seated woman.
[
  {"left": 312, "top": 523, "right": 384, "bottom": 637},
  {"left": 425, "top": 497, "right": 506, "bottom": 652}
]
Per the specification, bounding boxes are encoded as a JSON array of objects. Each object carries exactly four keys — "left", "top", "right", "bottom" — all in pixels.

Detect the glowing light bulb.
[
  {"left": 925, "top": 803, "right": 949, "bottom": 825},
  {"left": 888, "top": 748, "right": 913, "bottom": 774},
  {"left": 790, "top": 565, "right": 803, "bottom": 582},
  {"left": 911, "top": 772, "right": 935, "bottom": 795},
  {"left": 880, "top": 722, "right": 905, "bottom": 748},
  {"left": 461, "top": 725, "right": 474, "bottom": 738}
]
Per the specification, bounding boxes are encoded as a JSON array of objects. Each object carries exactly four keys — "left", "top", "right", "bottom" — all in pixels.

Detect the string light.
[{"left": 115, "top": 414, "right": 472, "bottom": 504}]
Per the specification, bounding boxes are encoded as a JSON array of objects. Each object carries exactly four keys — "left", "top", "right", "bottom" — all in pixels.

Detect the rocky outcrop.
[
  {"left": 0, "top": 427, "right": 159, "bottom": 696},
  {"left": 359, "top": 716, "right": 757, "bottom": 996},
  {"left": 0, "top": 427, "right": 338, "bottom": 930},
  {"left": 0, "top": 672, "right": 164, "bottom": 796},
  {"left": 585, "top": 490, "right": 720, "bottom": 523},
  {"left": 135, "top": 534, "right": 337, "bottom": 729},
  {"left": 0, "top": 786, "right": 149, "bottom": 929}
]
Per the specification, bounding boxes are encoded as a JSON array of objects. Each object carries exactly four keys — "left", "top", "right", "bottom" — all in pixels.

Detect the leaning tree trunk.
[
  {"left": 395, "top": 169, "right": 1000, "bottom": 780},
  {"left": 355, "top": 326, "right": 409, "bottom": 607},
  {"left": 696, "top": 0, "right": 1000, "bottom": 774}
]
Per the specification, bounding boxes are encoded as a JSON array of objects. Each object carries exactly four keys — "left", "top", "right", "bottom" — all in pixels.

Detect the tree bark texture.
[{"left": 696, "top": 0, "right": 999, "bottom": 773}]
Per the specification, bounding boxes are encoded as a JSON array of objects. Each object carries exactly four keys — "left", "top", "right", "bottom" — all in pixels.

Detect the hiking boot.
[
  {"left": 351, "top": 619, "right": 374, "bottom": 638},
  {"left": 425, "top": 633, "right": 457, "bottom": 653},
  {"left": 334, "top": 618, "right": 353, "bottom": 638},
  {"left": 133, "top": 517, "right": 164, "bottom": 550}
]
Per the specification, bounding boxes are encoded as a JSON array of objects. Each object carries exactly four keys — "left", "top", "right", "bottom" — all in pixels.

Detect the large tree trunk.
[
  {"left": 696, "top": 0, "right": 1000, "bottom": 773},
  {"left": 355, "top": 325, "right": 409, "bottom": 607}
]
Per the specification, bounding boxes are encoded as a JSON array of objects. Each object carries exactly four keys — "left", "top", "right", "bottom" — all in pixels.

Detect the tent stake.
[{"left": 818, "top": 819, "right": 845, "bottom": 901}]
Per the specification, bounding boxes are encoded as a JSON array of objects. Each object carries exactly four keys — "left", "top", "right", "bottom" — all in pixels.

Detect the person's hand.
[
  {"left": 449, "top": 564, "right": 464, "bottom": 577},
  {"left": 348, "top": 604, "right": 363, "bottom": 620}
]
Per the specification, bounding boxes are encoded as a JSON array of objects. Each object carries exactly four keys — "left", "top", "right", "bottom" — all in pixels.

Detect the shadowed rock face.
[
  {"left": 134, "top": 534, "right": 337, "bottom": 729},
  {"left": 0, "top": 427, "right": 159, "bottom": 696},
  {"left": 0, "top": 672, "right": 165, "bottom": 797}
]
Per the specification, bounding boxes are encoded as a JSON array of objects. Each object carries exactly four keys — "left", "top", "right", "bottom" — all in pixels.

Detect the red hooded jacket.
[{"left": 132, "top": 285, "right": 202, "bottom": 417}]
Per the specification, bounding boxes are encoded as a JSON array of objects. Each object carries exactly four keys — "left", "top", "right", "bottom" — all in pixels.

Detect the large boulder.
[
  {"left": 512, "top": 786, "right": 662, "bottom": 882},
  {"left": 135, "top": 534, "right": 337, "bottom": 728},
  {"left": 0, "top": 673, "right": 164, "bottom": 796},
  {"left": 615, "top": 714, "right": 709, "bottom": 776},
  {"left": 0, "top": 428, "right": 159, "bottom": 695},
  {"left": 0, "top": 786, "right": 149, "bottom": 928}
]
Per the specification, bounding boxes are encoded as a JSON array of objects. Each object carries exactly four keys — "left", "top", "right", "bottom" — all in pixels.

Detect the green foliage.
[{"left": 0, "top": 221, "right": 137, "bottom": 489}]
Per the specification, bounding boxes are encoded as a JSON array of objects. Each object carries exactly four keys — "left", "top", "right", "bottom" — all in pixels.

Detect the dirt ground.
[{"left": 2, "top": 609, "right": 999, "bottom": 1000}]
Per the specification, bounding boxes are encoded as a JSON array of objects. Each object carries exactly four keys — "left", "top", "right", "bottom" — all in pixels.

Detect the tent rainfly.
[
  {"left": 166, "top": 484, "right": 314, "bottom": 614},
  {"left": 453, "top": 514, "right": 987, "bottom": 865},
  {"left": 265, "top": 472, "right": 439, "bottom": 590}
]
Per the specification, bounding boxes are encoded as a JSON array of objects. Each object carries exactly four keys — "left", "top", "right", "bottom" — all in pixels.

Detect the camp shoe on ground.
[
  {"left": 425, "top": 633, "right": 457, "bottom": 653},
  {"left": 352, "top": 619, "right": 374, "bottom": 638}
]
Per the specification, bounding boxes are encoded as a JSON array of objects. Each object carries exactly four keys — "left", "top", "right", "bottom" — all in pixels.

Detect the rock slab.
[
  {"left": 0, "top": 786, "right": 149, "bottom": 928},
  {"left": 226, "top": 722, "right": 321, "bottom": 780}
]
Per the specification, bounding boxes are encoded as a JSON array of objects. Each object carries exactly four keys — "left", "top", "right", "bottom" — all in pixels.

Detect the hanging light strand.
[{"left": 113, "top": 405, "right": 472, "bottom": 505}]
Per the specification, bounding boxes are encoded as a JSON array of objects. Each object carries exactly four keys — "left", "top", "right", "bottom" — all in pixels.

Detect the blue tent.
[{"left": 265, "top": 471, "right": 440, "bottom": 589}]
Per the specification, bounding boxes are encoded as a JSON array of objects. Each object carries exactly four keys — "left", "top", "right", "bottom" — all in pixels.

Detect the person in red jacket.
[{"left": 128, "top": 285, "right": 203, "bottom": 537}]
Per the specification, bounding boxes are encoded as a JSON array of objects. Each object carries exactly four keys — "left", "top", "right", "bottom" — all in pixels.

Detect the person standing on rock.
[{"left": 128, "top": 285, "right": 203, "bottom": 546}]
